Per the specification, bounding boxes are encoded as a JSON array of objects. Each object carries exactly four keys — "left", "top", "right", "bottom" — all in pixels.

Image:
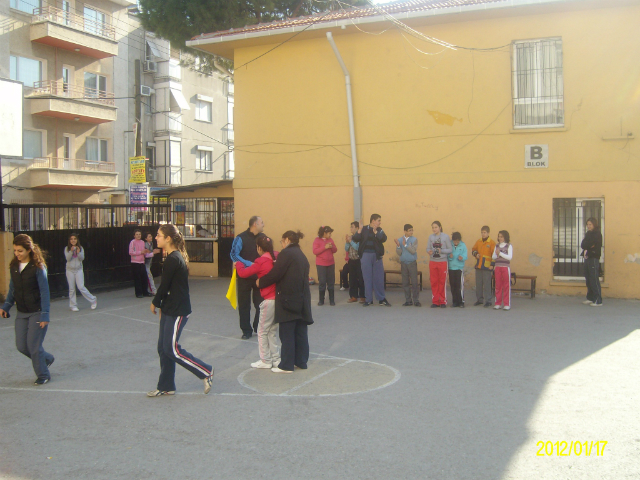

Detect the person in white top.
[
  {"left": 64, "top": 233, "right": 98, "bottom": 312},
  {"left": 492, "top": 230, "right": 513, "bottom": 310},
  {"left": 65, "top": 234, "right": 97, "bottom": 312}
]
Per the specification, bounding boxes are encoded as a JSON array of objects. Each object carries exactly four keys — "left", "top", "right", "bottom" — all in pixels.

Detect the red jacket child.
[{"left": 236, "top": 251, "right": 279, "bottom": 300}]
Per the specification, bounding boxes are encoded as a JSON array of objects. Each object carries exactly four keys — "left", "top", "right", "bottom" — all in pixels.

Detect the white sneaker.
[
  {"left": 91, "top": 300, "right": 97, "bottom": 310},
  {"left": 503, "top": 306, "right": 511, "bottom": 311},
  {"left": 494, "top": 305, "right": 501, "bottom": 310},
  {"left": 251, "top": 360, "right": 273, "bottom": 369},
  {"left": 582, "top": 300, "right": 593, "bottom": 305},
  {"left": 339, "top": 287, "right": 346, "bottom": 291},
  {"left": 590, "top": 302, "right": 603, "bottom": 307},
  {"left": 271, "top": 367, "right": 293, "bottom": 374},
  {"left": 70, "top": 306, "right": 79, "bottom": 312}
]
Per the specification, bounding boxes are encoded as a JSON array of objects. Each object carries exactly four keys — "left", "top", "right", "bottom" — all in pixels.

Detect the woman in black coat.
[
  {"left": 581, "top": 217, "right": 603, "bottom": 307},
  {"left": 258, "top": 230, "right": 313, "bottom": 373}
]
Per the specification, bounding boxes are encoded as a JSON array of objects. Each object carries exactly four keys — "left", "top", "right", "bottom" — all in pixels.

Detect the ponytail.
[
  {"left": 159, "top": 224, "right": 189, "bottom": 266},
  {"left": 282, "top": 230, "right": 304, "bottom": 246}
]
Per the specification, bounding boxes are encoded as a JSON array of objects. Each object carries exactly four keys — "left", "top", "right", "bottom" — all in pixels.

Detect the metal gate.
[{"left": 3, "top": 204, "right": 170, "bottom": 298}]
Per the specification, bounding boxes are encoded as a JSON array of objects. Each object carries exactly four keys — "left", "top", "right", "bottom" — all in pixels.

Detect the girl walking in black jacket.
[
  {"left": 581, "top": 217, "right": 603, "bottom": 307},
  {"left": 147, "top": 224, "right": 214, "bottom": 397},
  {"left": 258, "top": 230, "right": 313, "bottom": 373}
]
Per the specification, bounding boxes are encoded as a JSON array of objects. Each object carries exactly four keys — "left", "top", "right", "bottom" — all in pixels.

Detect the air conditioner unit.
[
  {"left": 140, "top": 85, "right": 154, "bottom": 97},
  {"left": 148, "top": 168, "right": 158, "bottom": 182},
  {"left": 143, "top": 61, "right": 157, "bottom": 73}
]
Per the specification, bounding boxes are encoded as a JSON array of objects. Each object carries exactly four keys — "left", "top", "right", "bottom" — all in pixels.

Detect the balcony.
[
  {"left": 222, "top": 123, "right": 234, "bottom": 145},
  {"left": 27, "top": 157, "right": 117, "bottom": 190},
  {"left": 30, "top": 6, "right": 118, "bottom": 59},
  {"left": 154, "top": 112, "right": 182, "bottom": 138},
  {"left": 28, "top": 80, "right": 117, "bottom": 124}
]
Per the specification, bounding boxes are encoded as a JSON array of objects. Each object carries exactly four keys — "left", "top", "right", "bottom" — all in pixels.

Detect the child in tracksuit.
[
  {"left": 492, "top": 230, "right": 513, "bottom": 310},
  {"left": 395, "top": 224, "right": 420, "bottom": 307},
  {"left": 236, "top": 235, "right": 281, "bottom": 369},
  {"left": 471, "top": 226, "right": 496, "bottom": 307},
  {"left": 427, "top": 221, "right": 452, "bottom": 308},
  {"left": 448, "top": 232, "right": 468, "bottom": 308}
]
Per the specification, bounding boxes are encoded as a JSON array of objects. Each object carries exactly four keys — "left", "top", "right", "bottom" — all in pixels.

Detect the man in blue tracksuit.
[{"left": 230, "top": 216, "right": 264, "bottom": 339}]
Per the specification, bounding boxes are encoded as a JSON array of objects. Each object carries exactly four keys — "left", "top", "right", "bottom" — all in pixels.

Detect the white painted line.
[
  {"left": 0, "top": 386, "right": 261, "bottom": 396},
  {"left": 282, "top": 359, "right": 353, "bottom": 395}
]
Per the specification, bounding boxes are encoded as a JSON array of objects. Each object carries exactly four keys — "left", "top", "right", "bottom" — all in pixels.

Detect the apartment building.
[{"left": 0, "top": 0, "right": 233, "bottom": 206}]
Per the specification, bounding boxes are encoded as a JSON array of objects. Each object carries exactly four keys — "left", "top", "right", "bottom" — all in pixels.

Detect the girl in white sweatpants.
[{"left": 65, "top": 234, "right": 97, "bottom": 312}]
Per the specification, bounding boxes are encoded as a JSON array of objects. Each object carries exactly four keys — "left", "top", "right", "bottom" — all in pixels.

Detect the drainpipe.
[{"left": 326, "top": 32, "right": 362, "bottom": 222}]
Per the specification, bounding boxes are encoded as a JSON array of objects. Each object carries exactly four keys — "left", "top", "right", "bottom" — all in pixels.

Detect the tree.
[{"left": 138, "top": 0, "right": 368, "bottom": 74}]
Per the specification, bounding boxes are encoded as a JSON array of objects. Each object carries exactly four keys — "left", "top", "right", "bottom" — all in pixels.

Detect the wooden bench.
[
  {"left": 492, "top": 273, "right": 537, "bottom": 299},
  {"left": 384, "top": 270, "right": 423, "bottom": 291}
]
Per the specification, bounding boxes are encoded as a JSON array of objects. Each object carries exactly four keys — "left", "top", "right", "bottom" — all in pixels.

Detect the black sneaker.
[
  {"left": 431, "top": 304, "right": 439, "bottom": 308},
  {"left": 474, "top": 301, "right": 483, "bottom": 306},
  {"left": 414, "top": 302, "right": 422, "bottom": 307},
  {"left": 484, "top": 302, "right": 492, "bottom": 308},
  {"left": 46, "top": 356, "right": 55, "bottom": 368},
  {"left": 440, "top": 304, "right": 446, "bottom": 308},
  {"left": 379, "top": 299, "right": 391, "bottom": 307},
  {"left": 34, "top": 378, "right": 49, "bottom": 386},
  {"left": 143, "top": 292, "right": 154, "bottom": 297},
  {"left": 241, "top": 334, "right": 252, "bottom": 339},
  {"left": 362, "top": 302, "right": 372, "bottom": 307},
  {"left": 402, "top": 301, "right": 413, "bottom": 307}
]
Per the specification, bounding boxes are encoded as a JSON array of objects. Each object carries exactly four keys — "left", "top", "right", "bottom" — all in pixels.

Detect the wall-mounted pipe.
[{"left": 326, "top": 32, "right": 362, "bottom": 222}]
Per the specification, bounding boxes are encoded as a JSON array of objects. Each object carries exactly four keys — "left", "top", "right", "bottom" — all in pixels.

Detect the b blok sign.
[{"left": 525, "top": 145, "right": 549, "bottom": 168}]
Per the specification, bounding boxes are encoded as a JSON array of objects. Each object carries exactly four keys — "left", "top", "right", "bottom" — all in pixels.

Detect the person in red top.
[
  {"left": 236, "top": 235, "right": 280, "bottom": 369},
  {"left": 312, "top": 226, "right": 338, "bottom": 306}
]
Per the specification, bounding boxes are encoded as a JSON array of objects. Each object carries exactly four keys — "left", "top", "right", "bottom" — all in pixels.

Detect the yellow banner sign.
[{"left": 129, "top": 156, "right": 147, "bottom": 183}]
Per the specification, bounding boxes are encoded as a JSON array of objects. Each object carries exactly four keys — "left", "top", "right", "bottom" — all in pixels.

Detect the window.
[
  {"left": 86, "top": 137, "right": 108, "bottom": 162},
  {"left": 185, "top": 240, "right": 214, "bottom": 263},
  {"left": 169, "top": 140, "right": 181, "bottom": 184},
  {"left": 553, "top": 198, "right": 604, "bottom": 278},
  {"left": 62, "top": 66, "right": 71, "bottom": 95},
  {"left": 62, "top": 1, "right": 71, "bottom": 25},
  {"left": 196, "top": 148, "right": 212, "bottom": 171},
  {"left": 10, "top": 0, "right": 39, "bottom": 14},
  {"left": 146, "top": 147, "right": 155, "bottom": 168},
  {"left": 512, "top": 38, "right": 564, "bottom": 128},
  {"left": 10, "top": 55, "right": 42, "bottom": 88},
  {"left": 171, "top": 198, "right": 218, "bottom": 239},
  {"left": 145, "top": 94, "right": 154, "bottom": 115},
  {"left": 84, "top": 6, "right": 107, "bottom": 36},
  {"left": 195, "top": 99, "right": 212, "bottom": 122},
  {"left": 169, "top": 59, "right": 181, "bottom": 80},
  {"left": 84, "top": 72, "right": 107, "bottom": 97},
  {"left": 23, "top": 130, "right": 43, "bottom": 159}
]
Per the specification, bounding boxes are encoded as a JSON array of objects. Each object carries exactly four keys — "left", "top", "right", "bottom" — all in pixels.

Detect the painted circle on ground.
[{"left": 237, "top": 357, "right": 400, "bottom": 397}]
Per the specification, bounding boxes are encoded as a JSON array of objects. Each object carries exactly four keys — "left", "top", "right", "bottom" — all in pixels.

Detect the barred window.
[
  {"left": 553, "top": 198, "right": 604, "bottom": 278},
  {"left": 171, "top": 198, "right": 217, "bottom": 238},
  {"left": 186, "top": 240, "right": 214, "bottom": 263},
  {"left": 513, "top": 38, "right": 564, "bottom": 128}
]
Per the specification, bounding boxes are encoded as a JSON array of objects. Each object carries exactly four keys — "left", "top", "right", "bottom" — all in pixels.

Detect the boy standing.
[
  {"left": 471, "top": 226, "right": 496, "bottom": 307},
  {"left": 395, "top": 224, "right": 420, "bottom": 307},
  {"left": 345, "top": 221, "right": 365, "bottom": 303},
  {"left": 448, "top": 232, "right": 468, "bottom": 308}
]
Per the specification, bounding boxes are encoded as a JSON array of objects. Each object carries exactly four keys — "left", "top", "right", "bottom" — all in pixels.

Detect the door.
[{"left": 217, "top": 198, "right": 234, "bottom": 277}]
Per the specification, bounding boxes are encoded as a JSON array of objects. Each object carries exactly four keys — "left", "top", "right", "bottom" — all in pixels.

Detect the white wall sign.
[{"left": 525, "top": 144, "right": 549, "bottom": 168}]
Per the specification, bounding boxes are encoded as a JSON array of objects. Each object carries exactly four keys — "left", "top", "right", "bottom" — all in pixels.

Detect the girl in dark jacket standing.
[
  {"left": 581, "top": 217, "right": 603, "bottom": 307},
  {"left": 147, "top": 224, "right": 214, "bottom": 397},
  {"left": 258, "top": 230, "right": 313, "bottom": 373},
  {"left": 1, "top": 234, "right": 55, "bottom": 385}
]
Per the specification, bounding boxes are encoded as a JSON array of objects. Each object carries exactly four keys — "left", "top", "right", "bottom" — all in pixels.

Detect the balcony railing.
[
  {"left": 33, "top": 6, "right": 116, "bottom": 41},
  {"left": 30, "top": 157, "right": 116, "bottom": 172},
  {"left": 31, "top": 80, "right": 115, "bottom": 106}
]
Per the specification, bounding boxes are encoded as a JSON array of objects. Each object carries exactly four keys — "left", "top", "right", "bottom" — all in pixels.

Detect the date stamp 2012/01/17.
[{"left": 536, "top": 441, "right": 607, "bottom": 457}]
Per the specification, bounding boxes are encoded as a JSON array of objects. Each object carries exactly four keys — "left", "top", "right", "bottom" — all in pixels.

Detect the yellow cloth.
[{"left": 226, "top": 269, "right": 238, "bottom": 310}]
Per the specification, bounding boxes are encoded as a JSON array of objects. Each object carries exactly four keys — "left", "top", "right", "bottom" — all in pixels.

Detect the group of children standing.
[{"left": 318, "top": 221, "right": 514, "bottom": 310}]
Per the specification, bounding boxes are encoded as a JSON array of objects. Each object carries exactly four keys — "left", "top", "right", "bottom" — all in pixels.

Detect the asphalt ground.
[{"left": 1, "top": 278, "right": 638, "bottom": 480}]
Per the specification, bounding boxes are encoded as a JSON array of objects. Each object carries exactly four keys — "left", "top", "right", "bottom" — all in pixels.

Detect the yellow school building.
[{"left": 188, "top": 0, "right": 640, "bottom": 299}]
